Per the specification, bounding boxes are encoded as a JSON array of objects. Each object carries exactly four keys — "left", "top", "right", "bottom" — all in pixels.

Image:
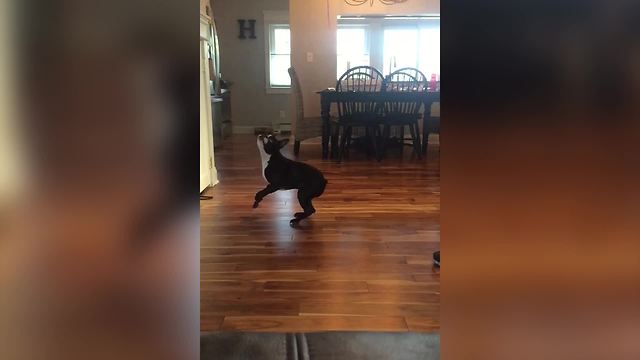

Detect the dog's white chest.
[{"left": 257, "top": 137, "right": 271, "bottom": 182}]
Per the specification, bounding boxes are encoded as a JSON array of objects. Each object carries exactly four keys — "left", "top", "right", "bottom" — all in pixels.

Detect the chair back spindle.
[
  {"left": 383, "top": 67, "right": 428, "bottom": 117},
  {"left": 336, "top": 66, "right": 385, "bottom": 122}
]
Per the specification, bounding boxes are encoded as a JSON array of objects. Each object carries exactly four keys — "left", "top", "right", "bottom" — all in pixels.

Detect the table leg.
[
  {"left": 422, "top": 99, "right": 433, "bottom": 155},
  {"left": 331, "top": 122, "right": 341, "bottom": 160},
  {"left": 321, "top": 96, "right": 330, "bottom": 160}
]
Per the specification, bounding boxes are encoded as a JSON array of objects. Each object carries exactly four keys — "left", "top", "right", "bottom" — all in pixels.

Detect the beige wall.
[
  {"left": 289, "top": 0, "right": 439, "bottom": 117},
  {"left": 212, "top": 0, "right": 290, "bottom": 133}
]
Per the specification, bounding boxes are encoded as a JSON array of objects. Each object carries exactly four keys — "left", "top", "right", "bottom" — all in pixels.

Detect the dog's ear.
[{"left": 278, "top": 138, "right": 290, "bottom": 148}]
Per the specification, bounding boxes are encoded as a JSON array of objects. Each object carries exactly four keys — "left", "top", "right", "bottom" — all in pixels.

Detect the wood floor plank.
[
  {"left": 366, "top": 282, "right": 440, "bottom": 293},
  {"left": 201, "top": 270, "right": 418, "bottom": 282},
  {"left": 413, "top": 273, "right": 439, "bottom": 282},
  {"left": 299, "top": 302, "right": 440, "bottom": 318},
  {"left": 405, "top": 317, "right": 441, "bottom": 332},
  {"left": 221, "top": 315, "right": 409, "bottom": 332},
  {"left": 405, "top": 255, "right": 432, "bottom": 265},
  {"left": 201, "top": 290, "right": 440, "bottom": 305},
  {"left": 263, "top": 280, "right": 369, "bottom": 293},
  {"left": 200, "top": 299, "right": 299, "bottom": 316},
  {"left": 201, "top": 135, "right": 440, "bottom": 332},
  {"left": 200, "top": 280, "right": 262, "bottom": 292},
  {"left": 200, "top": 315, "right": 224, "bottom": 332}
]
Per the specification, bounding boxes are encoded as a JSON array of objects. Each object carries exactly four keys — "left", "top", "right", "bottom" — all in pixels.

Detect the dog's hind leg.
[
  {"left": 291, "top": 189, "right": 316, "bottom": 227},
  {"left": 253, "top": 184, "right": 279, "bottom": 208}
]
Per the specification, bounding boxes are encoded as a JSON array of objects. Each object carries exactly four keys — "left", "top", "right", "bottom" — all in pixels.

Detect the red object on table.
[{"left": 429, "top": 74, "right": 437, "bottom": 92}]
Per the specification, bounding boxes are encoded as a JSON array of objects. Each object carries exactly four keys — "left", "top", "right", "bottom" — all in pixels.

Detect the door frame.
[{"left": 200, "top": 14, "right": 218, "bottom": 193}]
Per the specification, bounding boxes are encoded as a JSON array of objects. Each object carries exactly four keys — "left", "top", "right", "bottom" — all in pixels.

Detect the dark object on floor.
[
  {"left": 433, "top": 251, "right": 440, "bottom": 267},
  {"left": 254, "top": 134, "right": 327, "bottom": 227},
  {"left": 200, "top": 195, "right": 213, "bottom": 200},
  {"left": 201, "top": 332, "right": 440, "bottom": 360}
]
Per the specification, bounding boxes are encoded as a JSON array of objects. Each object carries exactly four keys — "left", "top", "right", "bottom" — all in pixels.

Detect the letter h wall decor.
[{"left": 238, "top": 19, "right": 257, "bottom": 39}]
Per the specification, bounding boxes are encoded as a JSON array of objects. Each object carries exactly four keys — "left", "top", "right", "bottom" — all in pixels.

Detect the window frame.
[{"left": 264, "top": 11, "right": 291, "bottom": 94}]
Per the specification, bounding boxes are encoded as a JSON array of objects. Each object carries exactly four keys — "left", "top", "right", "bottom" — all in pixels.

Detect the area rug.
[{"left": 201, "top": 332, "right": 440, "bottom": 360}]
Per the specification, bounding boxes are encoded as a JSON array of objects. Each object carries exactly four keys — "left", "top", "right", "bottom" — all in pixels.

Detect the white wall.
[{"left": 289, "top": 0, "right": 439, "bottom": 117}]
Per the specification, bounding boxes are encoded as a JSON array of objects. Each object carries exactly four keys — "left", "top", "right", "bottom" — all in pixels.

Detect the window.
[
  {"left": 337, "top": 26, "right": 370, "bottom": 79},
  {"left": 418, "top": 26, "right": 440, "bottom": 79},
  {"left": 383, "top": 26, "right": 440, "bottom": 77},
  {"left": 383, "top": 28, "right": 419, "bottom": 75},
  {"left": 264, "top": 11, "right": 291, "bottom": 93},
  {"left": 268, "top": 25, "right": 291, "bottom": 88},
  {"left": 337, "top": 16, "right": 440, "bottom": 79}
]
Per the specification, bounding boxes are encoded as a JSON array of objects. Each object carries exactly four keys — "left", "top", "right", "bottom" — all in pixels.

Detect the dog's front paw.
[
  {"left": 294, "top": 212, "right": 306, "bottom": 219},
  {"left": 252, "top": 201, "right": 260, "bottom": 208},
  {"left": 289, "top": 219, "right": 299, "bottom": 228}
]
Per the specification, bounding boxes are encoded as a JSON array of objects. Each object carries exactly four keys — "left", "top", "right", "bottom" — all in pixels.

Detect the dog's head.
[{"left": 257, "top": 134, "right": 289, "bottom": 155}]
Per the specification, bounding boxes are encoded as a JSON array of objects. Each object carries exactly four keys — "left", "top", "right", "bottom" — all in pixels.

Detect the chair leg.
[
  {"left": 408, "top": 122, "right": 422, "bottom": 159},
  {"left": 422, "top": 117, "right": 429, "bottom": 155},
  {"left": 338, "top": 125, "right": 349, "bottom": 162},
  {"left": 414, "top": 122, "right": 423, "bottom": 159},
  {"left": 364, "top": 127, "right": 372, "bottom": 156},
  {"left": 381, "top": 124, "right": 391, "bottom": 159},
  {"left": 294, "top": 140, "right": 301, "bottom": 156},
  {"left": 422, "top": 131, "right": 430, "bottom": 155},
  {"left": 331, "top": 122, "right": 340, "bottom": 159},
  {"left": 345, "top": 126, "right": 353, "bottom": 158},
  {"left": 345, "top": 126, "right": 353, "bottom": 152},
  {"left": 371, "top": 126, "right": 381, "bottom": 162}
]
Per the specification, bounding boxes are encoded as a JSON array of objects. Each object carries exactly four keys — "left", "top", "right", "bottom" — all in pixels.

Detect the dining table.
[{"left": 317, "top": 89, "right": 440, "bottom": 160}]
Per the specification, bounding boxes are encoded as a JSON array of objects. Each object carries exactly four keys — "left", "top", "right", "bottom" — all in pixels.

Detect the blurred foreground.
[{"left": 0, "top": 1, "right": 199, "bottom": 359}]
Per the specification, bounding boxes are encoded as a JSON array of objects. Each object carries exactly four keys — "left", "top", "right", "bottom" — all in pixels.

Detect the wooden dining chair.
[
  {"left": 335, "top": 66, "right": 385, "bottom": 162},
  {"left": 288, "top": 67, "right": 327, "bottom": 156},
  {"left": 381, "top": 67, "right": 428, "bottom": 160}
]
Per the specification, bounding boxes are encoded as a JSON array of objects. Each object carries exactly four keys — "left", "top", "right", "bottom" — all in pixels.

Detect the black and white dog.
[{"left": 253, "top": 134, "right": 327, "bottom": 227}]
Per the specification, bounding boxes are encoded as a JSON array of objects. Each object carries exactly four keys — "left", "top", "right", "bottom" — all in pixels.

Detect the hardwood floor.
[{"left": 201, "top": 135, "right": 440, "bottom": 332}]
